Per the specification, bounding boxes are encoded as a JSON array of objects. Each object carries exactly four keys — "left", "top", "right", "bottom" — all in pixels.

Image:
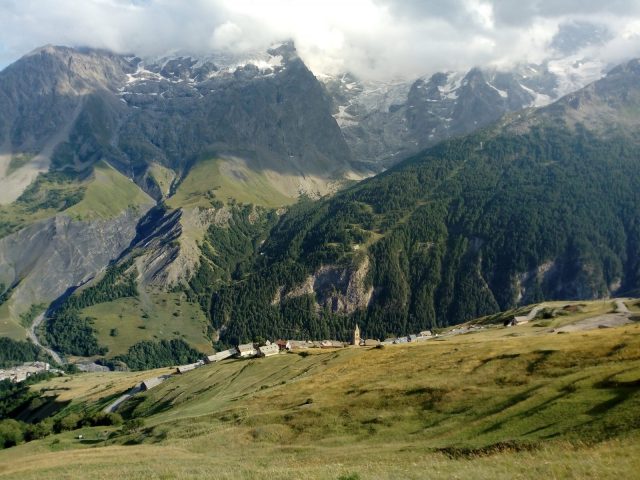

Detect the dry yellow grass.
[
  {"left": 2, "top": 301, "right": 640, "bottom": 479},
  {"left": 1, "top": 435, "right": 639, "bottom": 480},
  {"left": 34, "top": 368, "right": 174, "bottom": 403}
]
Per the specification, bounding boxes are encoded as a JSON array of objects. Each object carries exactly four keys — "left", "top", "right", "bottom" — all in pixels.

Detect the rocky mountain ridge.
[
  {"left": 0, "top": 42, "right": 358, "bottom": 338},
  {"left": 321, "top": 56, "right": 608, "bottom": 169}
]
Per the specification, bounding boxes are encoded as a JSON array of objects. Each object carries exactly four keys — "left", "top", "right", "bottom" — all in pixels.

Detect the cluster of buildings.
[
  {"left": 173, "top": 326, "right": 436, "bottom": 374},
  {"left": 352, "top": 324, "right": 435, "bottom": 346},
  {"left": 0, "top": 361, "right": 51, "bottom": 383}
]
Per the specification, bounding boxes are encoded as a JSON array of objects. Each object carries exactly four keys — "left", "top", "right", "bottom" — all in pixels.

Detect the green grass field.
[
  {"left": 147, "top": 163, "right": 176, "bottom": 198},
  {"left": 0, "top": 161, "right": 153, "bottom": 240},
  {"left": 85, "top": 291, "right": 213, "bottom": 356},
  {"left": 0, "top": 302, "right": 27, "bottom": 340},
  {"left": 1, "top": 301, "right": 639, "bottom": 479},
  {"left": 65, "top": 162, "right": 153, "bottom": 220},
  {"left": 167, "top": 157, "right": 294, "bottom": 210}
]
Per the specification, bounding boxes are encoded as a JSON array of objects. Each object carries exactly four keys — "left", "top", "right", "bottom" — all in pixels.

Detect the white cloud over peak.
[{"left": 0, "top": 0, "right": 639, "bottom": 79}]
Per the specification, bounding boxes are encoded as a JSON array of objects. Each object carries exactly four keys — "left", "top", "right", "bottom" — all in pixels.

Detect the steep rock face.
[
  {"left": 282, "top": 256, "right": 373, "bottom": 314},
  {"left": 0, "top": 47, "right": 134, "bottom": 203},
  {"left": 131, "top": 205, "right": 232, "bottom": 287},
  {"left": 0, "top": 45, "right": 132, "bottom": 153},
  {"left": 1, "top": 42, "right": 355, "bottom": 204},
  {"left": 0, "top": 207, "right": 150, "bottom": 322},
  {"left": 114, "top": 42, "right": 353, "bottom": 185}
]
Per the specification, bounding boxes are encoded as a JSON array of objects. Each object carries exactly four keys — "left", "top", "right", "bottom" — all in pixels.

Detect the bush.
[
  {"left": 24, "top": 420, "right": 53, "bottom": 441},
  {"left": 338, "top": 474, "right": 360, "bottom": 480},
  {"left": 0, "top": 419, "right": 25, "bottom": 448},
  {"left": 81, "top": 412, "right": 123, "bottom": 427},
  {"left": 122, "top": 418, "right": 145, "bottom": 434},
  {"left": 54, "top": 413, "right": 82, "bottom": 433}
]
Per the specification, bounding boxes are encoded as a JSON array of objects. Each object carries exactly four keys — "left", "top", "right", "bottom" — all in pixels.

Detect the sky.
[{"left": 1, "top": 0, "right": 639, "bottom": 79}]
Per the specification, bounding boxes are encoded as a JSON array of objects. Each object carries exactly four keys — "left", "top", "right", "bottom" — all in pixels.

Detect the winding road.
[
  {"left": 513, "top": 304, "right": 546, "bottom": 324},
  {"left": 103, "top": 384, "right": 142, "bottom": 413},
  {"left": 615, "top": 298, "right": 630, "bottom": 314},
  {"left": 27, "top": 313, "right": 64, "bottom": 365}
]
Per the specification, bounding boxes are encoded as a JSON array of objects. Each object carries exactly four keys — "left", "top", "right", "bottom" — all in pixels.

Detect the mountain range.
[{"left": 0, "top": 41, "right": 638, "bottom": 366}]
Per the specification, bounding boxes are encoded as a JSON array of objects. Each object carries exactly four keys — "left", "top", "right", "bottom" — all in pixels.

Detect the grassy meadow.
[
  {"left": 64, "top": 162, "right": 153, "bottom": 220},
  {"left": 167, "top": 157, "right": 294, "bottom": 210},
  {"left": 1, "top": 300, "right": 639, "bottom": 479},
  {"left": 86, "top": 291, "right": 212, "bottom": 356}
]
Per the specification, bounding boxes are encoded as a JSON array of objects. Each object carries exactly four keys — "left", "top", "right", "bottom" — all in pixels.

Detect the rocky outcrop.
[
  {"left": 132, "top": 205, "right": 231, "bottom": 287},
  {"left": 284, "top": 257, "right": 373, "bottom": 314},
  {"left": 514, "top": 260, "right": 557, "bottom": 304}
]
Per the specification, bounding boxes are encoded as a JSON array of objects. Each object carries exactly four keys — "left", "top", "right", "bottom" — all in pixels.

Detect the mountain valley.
[
  {"left": 0, "top": 8, "right": 639, "bottom": 477},
  {"left": 0, "top": 42, "right": 638, "bottom": 369}
]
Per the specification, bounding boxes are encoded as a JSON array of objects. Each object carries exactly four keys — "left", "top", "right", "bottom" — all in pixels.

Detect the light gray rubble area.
[{"left": 0, "top": 207, "right": 152, "bottom": 321}]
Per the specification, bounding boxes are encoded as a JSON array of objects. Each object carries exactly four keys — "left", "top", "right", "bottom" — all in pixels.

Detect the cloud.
[{"left": 0, "top": 0, "right": 639, "bottom": 80}]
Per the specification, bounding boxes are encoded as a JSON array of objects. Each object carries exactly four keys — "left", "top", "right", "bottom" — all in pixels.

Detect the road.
[
  {"left": 513, "top": 304, "right": 546, "bottom": 324},
  {"left": 27, "top": 313, "right": 64, "bottom": 365},
  {"left": 615, "top": 299, "right": 630, "bottom": 314},
  {"left": 103, "top": 384, "right": 143, "bottom": 413}
]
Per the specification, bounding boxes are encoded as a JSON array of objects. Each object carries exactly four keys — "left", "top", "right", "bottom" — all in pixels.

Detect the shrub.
[
  {"left": 122, "top": 418, "right": 145, "bottom": 434},
  {"left": 24, "top": 420, "right": 53, "bottom": 441},
  {"left": 54, "top": 413, "right": 82, "bottom": 433},
  {"left": 0, "top": 419, "right": 25, "bottom": 448}
]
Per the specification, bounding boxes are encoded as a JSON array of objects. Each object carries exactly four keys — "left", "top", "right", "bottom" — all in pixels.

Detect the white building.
[
  {"left": 237, "top": 343, "right": 258, "bottom": 358},
  {"left": 258, "top": 344, "right": 280, "bottom": 357}
]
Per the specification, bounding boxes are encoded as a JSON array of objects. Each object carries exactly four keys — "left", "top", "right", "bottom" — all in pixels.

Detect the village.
[
  {"left": 102, "top": 325, "right": 438, "bottom": 411},
  {"left": 0, "top": 361, "right": 53, "bottom": 383},
  {"left": 172, "top": 325, "right": 436, "bottom": 375}
]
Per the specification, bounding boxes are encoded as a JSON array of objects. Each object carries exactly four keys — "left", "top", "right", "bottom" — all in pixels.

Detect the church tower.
[{"left": 352, "top": 324, "right": 361, "bottom": 346}]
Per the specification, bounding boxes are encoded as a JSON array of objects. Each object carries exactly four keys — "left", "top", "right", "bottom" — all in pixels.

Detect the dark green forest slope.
[{"left": 207, "top": 61, "right": 640, "bottom": 344}]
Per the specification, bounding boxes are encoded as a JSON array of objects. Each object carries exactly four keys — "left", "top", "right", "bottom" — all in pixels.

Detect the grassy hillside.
[
  {"left": 147, "top": 163, "right": 175, "bottom": 198},
  {"left": 1, "top": 161, "right": 152, "bottom": 239},
  {"left": 1, "top": 302, "right": 639, "bottom": 479},
  {"left": 167, "top": 157, "right": 294, "bottom": 209},
  {"left": 64, "top": 162, "right": 153, "bottom": 220},
  {"left": 0, "top": 171, "right": 85, "bottom": 239},
  {"left": 0, "top": 303, "right": 27, "bottom": 340},
  {"left": 86, "top": 291, "right": 212, "bottom": 356}
]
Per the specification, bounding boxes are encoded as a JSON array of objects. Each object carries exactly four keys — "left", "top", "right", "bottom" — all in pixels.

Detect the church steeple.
[{"left": 352, "top": 324, "right": 361, "bottom": 346}]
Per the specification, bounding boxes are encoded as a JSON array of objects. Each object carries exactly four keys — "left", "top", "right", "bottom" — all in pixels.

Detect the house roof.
[{"left": 259, "top": 344, "right": 280, "bottom": 354}]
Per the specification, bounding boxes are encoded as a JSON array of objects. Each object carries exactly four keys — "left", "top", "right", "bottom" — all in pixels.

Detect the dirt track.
[
  {"left": 27, "top": 313, "right": 64, "bottom": 365},
  {"left": 555, "top": 299, "right": 635, "bottom": 333}
]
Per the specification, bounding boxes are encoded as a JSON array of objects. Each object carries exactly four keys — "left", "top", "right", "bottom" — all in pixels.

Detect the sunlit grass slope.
[
  {"left": 167, "top": 157, "right": 294, "bottom": 209},
  {"left": 86, "top": 291, "right": 212, "bottom": 356},
  {"left": 0, "top": 302, "right": 26, "bottom": 340},
  {"left": 2, "top": 304, "right": 639, "bottom": 479},
  {"left": 64, "top": 162, "right": 153, "bottom": 220}
]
